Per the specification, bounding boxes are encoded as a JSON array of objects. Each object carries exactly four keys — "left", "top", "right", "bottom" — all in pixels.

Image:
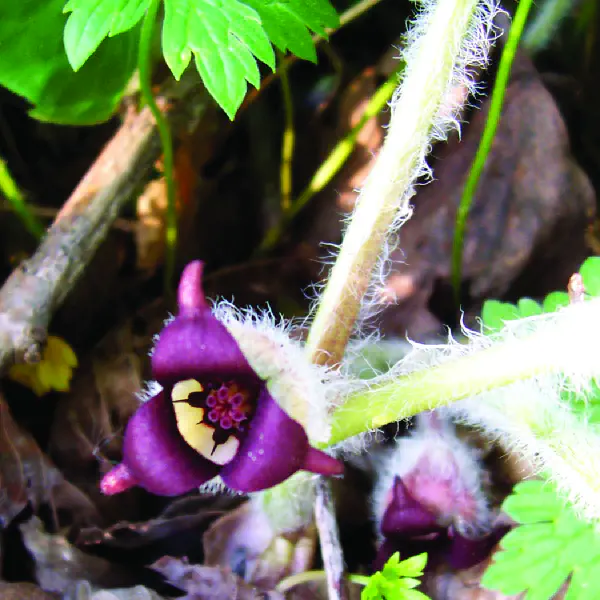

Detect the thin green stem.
[
  {"left": 523, "top": 0, "right": 576, "bottom": 52},
  {"left": 0, "top": 158, "right": 45, "bottom": 240},
  {"left": 306, "top": 0, "right": 483, "bottom": 366},
  {"left": 139, "top": 0, "right": 177, "bottom": 297},
  {"left": 275, "top": 570, "right": 326, "bottom": 593},
  {"left": 451, "top": 0, "right": 535, "bottom": 302},
  {"left": 275, "top": 569, "right": 369, "bottom": 593},
  {"left": 278, "top": 51, "right": 295, "bottom": 213},
  {"left": 259, "top": 65, "right": 401, "bottom": 254}
]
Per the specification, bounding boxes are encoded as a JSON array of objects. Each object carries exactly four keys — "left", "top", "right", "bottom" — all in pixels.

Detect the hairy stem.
[
  {"left": 139, "top": 0, "right": 177, "bottom": 296},
  {"left": 326, "top": 298, "right": 600, "bottom": 446},
  {"left": 306, "top": 0, "right": 486, "bottom": 366}
]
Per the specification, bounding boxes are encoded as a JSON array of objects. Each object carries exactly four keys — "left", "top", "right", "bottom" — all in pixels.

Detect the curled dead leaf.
[{"left": 152, "top": 556, "right": 284, "bottom": 600}]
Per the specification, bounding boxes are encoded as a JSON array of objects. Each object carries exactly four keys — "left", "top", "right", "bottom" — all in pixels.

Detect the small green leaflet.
[
  {"left": 481, "top": 256, "right": 600, "bottom": 335},
  {"left": 480, "top": 256, "right": 600, "bottom": 423},
  {"left": 63, "top": 0, "right": 150, "bottom": 70},
  {"left": 482, "top": 480, "right": 600, "bottom": 600},
  {"left": 361, "top": 552, "right": 431, "bottom": 600}
]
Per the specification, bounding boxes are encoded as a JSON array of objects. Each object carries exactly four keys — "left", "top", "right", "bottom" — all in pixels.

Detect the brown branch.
[
  {"left": 0, "top": 75, "right": 205, "bottom": 372},
  {"left": 314, "top": 479, "right": 349, "bottom": 600}
]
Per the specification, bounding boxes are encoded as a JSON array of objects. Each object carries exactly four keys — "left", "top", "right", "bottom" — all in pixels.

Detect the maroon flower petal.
[
  {"left": 220, "top": 387, "right": 343, "bottom": 493},
  {"left": 152, "top": 261, "right": 257, "bottom": 384},
  {"left": 103, "top": 391, "right": 219, "bottom": 496},
  {"left": 381, "top": 476, "right": 441, "bottom": 537},
  {"left": 445, "top": 525, "right": 509, "bottom": 570}
]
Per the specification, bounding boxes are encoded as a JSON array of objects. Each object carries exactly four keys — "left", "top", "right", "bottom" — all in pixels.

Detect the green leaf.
[
  {"left": 394, "top": 552, "right": 427, "bottom": 577},
  {"left": 244, "top": 0, "right": 339, "bottom": 62},
  {"left": 480, "top": 300, "right": 520, "bottom": 333},
  {"left": 0, "top": 0, "right": 138, "bottom": 124},
  {"left": 542, "top": 291, "right": 570, "bottom": 313},
  {"left": 482, "top": 480, "right": 600, "bottom": 599},
  {"left": 361, "top": 552, "right": 431, "bottom": 600},
  {"left": 162, "top": 0, "right": 276, "bottom": 119},
  {"left": 503, "top": 481, "right": 564, "bottom": 522},
  {"left": 580, "top": 256, "right": 600, "bottom": 297},
  {"left": 517, "top": 297, "right": 543, "bottom": 318},
  {"left": 162, "top": 0, "right": 338, "bottom": 118},
  {"left": 63, "top": 0, "right": 150, "bottom": 70}
]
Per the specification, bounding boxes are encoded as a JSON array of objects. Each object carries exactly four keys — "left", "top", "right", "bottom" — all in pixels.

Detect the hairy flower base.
[{"left": 101, "top": 261, "right": 343, "bottom": 497}]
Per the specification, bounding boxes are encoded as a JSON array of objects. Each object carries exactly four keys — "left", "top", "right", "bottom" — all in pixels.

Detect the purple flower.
[
  {"left": 374, "top": 476, "right": 507, "bottom": 572},
  {"left": 101, "top": 261, "right": 343, "bottom": 497}
]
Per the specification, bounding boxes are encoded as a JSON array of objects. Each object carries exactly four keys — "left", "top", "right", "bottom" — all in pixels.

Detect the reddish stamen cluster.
[{"left": 201, "top": 382, "right": 253, "bottom": 435}]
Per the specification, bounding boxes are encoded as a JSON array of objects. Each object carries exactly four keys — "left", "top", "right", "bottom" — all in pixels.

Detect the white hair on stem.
[
  {"left": 305, "top": 0, "right": 502, "bottom": 365},
  {"left": 332, "top": 298, "right": 600, "bottom": 521}
]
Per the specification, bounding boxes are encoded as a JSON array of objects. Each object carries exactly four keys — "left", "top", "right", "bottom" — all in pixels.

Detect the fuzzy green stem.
[
  {"left": 259, "top": 66, "right": 401, "bottom": 254},
  {"left": 139, "top": 0, "right": 177, "bottom": 296},
  {"left": 0, "top": 158, "right": 45, "bottom": 240},
  {"left": 325, "top": 319, "right": 581, "bottom": 446},
  {"left": 306, "top": 0, "right": 482, "bottom": 366},
  {"left": 451, "top": 0, "right": 534, "bottom": 301}
]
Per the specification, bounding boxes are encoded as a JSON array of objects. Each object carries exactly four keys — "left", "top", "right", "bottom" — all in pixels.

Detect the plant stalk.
[
  {"left": 139, "top": 0, "right": 178, "bottom": 297},
  {"left": 451, "top": 0, "right": 534, "bottom": 300},
  {"left": 325, "top": 304, "right": 597, "bottom": 446},
  {"left": 306, "top": 0, "right": 484, "bottom": 366}
]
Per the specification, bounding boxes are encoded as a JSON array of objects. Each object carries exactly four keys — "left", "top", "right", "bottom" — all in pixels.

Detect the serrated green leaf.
[
  {"left": 498, "top": 522, "right": 555, "bottom": 549},
  {"left": 566, "top": 563, "right": 600, "bottom": 600},
  {"left": 0, "top": 0, "right": 137, "bottom": 124},
  {"left": 362, "top": 552, "right": 430, "bottom": 600},
  {"left": 162, "top": 0, "right": 276, "bottom": 119},
  {"left": 580, "top": 256, "right": 600, "bottom": 297},
  {"left": 63, "top": 0, "right": 149, "bottom": 70},
  {"left": 483, "top": 480, "right": 600, "bottom": 600},
  {"left": 503, "top": 481, "right": 564, "bottom": 522},
  {"left": 395, "top": 552, "right": 427, "bottom": 577},
  {"left": 244, "top": 0, "right": 338, "bottom": 61},
  {"left": 542, "top": 290, "right": 570, "bottom": 313},
  {"left": 396, "top": 577, "right": 421, "bottom": 589},
  {"left": 524, "top": 562, "right": 572, "bottom": 600}
]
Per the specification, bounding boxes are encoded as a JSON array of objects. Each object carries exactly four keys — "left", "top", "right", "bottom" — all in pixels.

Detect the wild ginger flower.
[
  {"left": 101, "top": 261, "right": 343, "bottom": 497},
  {"left": 373, "top": 412, "right": 505, "bottom": 571}
]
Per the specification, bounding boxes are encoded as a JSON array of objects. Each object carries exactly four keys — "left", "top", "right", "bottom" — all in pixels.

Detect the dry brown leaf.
[
  {"left": 203, "top": 499, "right": 317, "bottom": 591},
  {"left": 152, "top": 556, "right": 284, "bottom": 600},
  {"left": 64, "top": 580, "right": 164, "bottom": 600},
  {"left": 48, "top": 321, "right": 144, "bottom": 523},
  {"left": 0, "top": 582, "right": 56, "bottom": 600},
  {"left": 20, "top": 517, "right": 139, "bottom": 594},
  {"left": 75, "top": 494, "right": 238, "bottom": 566},
  {"left": 0, "top": 392, "right": 97, "bottom": 528}
]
